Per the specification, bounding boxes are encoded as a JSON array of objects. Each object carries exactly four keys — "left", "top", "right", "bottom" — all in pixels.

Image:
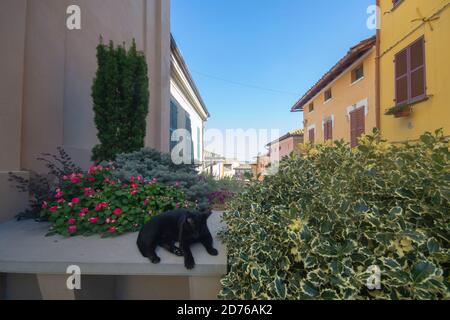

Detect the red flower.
[
  {"left": 137, "top": 176, "right": 143, "bottom": 182},
  {"left": 88, "top": 177, "right": 95, "bottom": 182},
  {"left": 41, "top": 201, "right": 48, "bottom": 209},
  {"left": 95, "top": 202, "right": 108, "bottom": 211},
  {"left": 48, "top": 206, "right": 59, "bottom": 213},
  {"left": 108, "top": 227, "right": 117, "bottom": 233},
  {"left": 130, "top": 176, "right": 135, "bottom": 182},
  {"left": 72, "top": 198, "right": 80, "bottom": 204},
  {"left": 113, "top": 208, "right": 122, "bottom": 216},
  {"left": 55, "top": 191, "right": 64, "bottom": 199},
  {"left": 68, "top": 226, "right": 77, "bottom": 234},
  {"left": 143, "top": 199, "right": 150, "bottom": 205},
  {"left": 88, "top": 217, "right": 98, "bottom": 224},
  {"left": 79, "top": 212, "right": 86, "bottom": 218},
  {"left": 68, "top": 218, "right": 76, "bottom": 225}
]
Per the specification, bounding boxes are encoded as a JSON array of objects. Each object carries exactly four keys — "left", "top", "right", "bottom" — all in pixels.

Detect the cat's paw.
[
  {"left": 185, "top": 259, "right": 195, "bottom": 270},
  {"left": 207, "top": 248, "right": 219, "bottom": 256},
  {"left": 150, "top": 256, "right": 161, "bottom": 264},
  {"left": 173, "top": 247, "right": 184, "bottom": 257}
]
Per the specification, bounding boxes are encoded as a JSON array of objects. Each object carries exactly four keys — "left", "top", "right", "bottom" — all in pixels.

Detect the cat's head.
[{"left": 180, "top": 210, "right": 212, "bottom": 239}]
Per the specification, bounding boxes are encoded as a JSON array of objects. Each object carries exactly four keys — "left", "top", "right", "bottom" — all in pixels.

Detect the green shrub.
[
  {"left": 41, "top": 165, "right": 191, "bottom": 237},
  {"left": 91, "top": 38, "right": 149, "bottom": 162},
  {"left": 219, "top": 130, "right": 449, "bottom": 300},
  {"left": 110, "top": 148, "right": 212, "bottom": 209}
]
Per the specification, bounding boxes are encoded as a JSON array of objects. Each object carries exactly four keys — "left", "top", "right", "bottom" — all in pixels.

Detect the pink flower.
[
  {"left": 137, "top": 176, "right": 143, "bottom": 182},
  {"left": 84, "top": 188, "right": 95, "bottom": 197},
  {"left": 95, "top": 202, "right": 108, "bottom": 211},
  {"left": 79, "top": 212, "right": 86, "bottom": 218},
  {"left": 113, "top": 208, "right": 122, "bottom": 216},
  {"left": 111, "top": 219, "right": 116, "bottom": 224},
  {"left": 48, "top": 206, "right": 59, "bottom": 213},
  {"left": 88, "top": 217, "right": 98, "bottom": 224},
  {"left": 55, "top": 191, "right": 64, "bottom": 199},
  {"left": 130, "top": 176, "right": 135, "bottom": 182},
  {"left": 57, "top": 199, "right": 65, "bottom": 204},
  {"left": 80, "top": 208, "right": 89, "bottom": 214},
  {"left": 108, "top": 227, "right": 117, "bottom": 233},
  {"left": 41, "top": 201, "right": 48, "bottom": 209},
  {"left": 88, "top": 177, "right": 95, "bottom": 182},
  {"left": 176, "top": 203, "right": 181, "bottom": 209},
  {"left": 106, "top": 218, "right": 111, "bottom": 224},
  {"left": 68, "top": 226, "right": 77, "bottom": 234},
  {"left": 104, "top": 178, "right": 110, "bottom": 183},
  {"left": 143, "top": 199, "right": 150, "bottom": 205},
  {"left": 71, "top": 177, "right": 81, "bottom": 184},
  {"left": 72, "top": 198, "right": 80, "bottom": 204},
  {"left": 175, "top": 181, "right": 181, "bottom": 188},
  {"left": 130, "top": 190, "right": 138, "bottom": 196},
  {"left": 68, "top": 218, "right": 76, "bottom": 225}
]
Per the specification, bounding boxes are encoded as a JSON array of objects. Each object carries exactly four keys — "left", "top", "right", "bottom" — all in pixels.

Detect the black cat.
[{"left": 137, "top": 208, "right": 219, "bottom": 269}]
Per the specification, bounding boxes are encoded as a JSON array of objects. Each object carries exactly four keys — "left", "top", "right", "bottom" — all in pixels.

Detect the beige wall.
[
  {"left": 0, "top": 0, "right": 27, "bottom": 172},
  {"left": 0, "top": 0, "right": 171, "bottom": 173}
]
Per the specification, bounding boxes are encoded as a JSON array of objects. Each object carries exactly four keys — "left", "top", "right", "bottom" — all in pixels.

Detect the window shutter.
[
  {"left": 350, "top": 108, "right": 365, "bottom": 147},
  {"left": 324, "top": 120, "right": 332, "bottom": 141},
  {"left": 409, "top": 37, "right": 425, "bottom": 100},
  {"left": 395, "top": 49, "right": 408, "bottom": 104},
  {"left": 309, "top": 129, "right": 315, "bottom": 144}
]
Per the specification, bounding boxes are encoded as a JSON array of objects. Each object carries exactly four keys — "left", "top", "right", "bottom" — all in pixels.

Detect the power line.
[{"left": 190, "top": 69, "right": 302, "bottom": 97}]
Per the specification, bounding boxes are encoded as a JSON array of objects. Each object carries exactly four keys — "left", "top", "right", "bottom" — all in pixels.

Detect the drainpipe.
[{"left": 375, "top": 0, "right": 381, "bottom": 131}]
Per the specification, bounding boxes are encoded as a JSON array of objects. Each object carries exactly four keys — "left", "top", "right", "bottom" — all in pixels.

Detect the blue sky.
[{"left": 171, "top": 0, "right": 375, "bottom": 159}]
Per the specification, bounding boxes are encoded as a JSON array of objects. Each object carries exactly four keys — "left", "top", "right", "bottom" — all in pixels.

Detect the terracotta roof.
[
  {"left": 266, "top": 129, "right": 304, "bottom": 147},
  {"left": 290, "top": 36, "right": 376, "bottom": 112}
]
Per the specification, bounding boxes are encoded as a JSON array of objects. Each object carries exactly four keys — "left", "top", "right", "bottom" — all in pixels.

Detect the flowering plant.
[{"left": 41, "top": 165, "right": 193, "bottom": 237}]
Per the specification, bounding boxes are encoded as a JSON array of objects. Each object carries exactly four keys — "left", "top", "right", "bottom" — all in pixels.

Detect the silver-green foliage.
[{"left": 219, "top": 130, "right": 449, "bottom": 300}]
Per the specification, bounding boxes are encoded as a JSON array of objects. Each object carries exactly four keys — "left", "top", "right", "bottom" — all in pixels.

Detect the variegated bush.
[{"left": 219, "top": 130, "right": 449, "bottom": 300}]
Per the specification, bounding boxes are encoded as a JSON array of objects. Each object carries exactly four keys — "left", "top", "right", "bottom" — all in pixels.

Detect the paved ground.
[{"left": 0, "top": 211, "right": 226, "bottom": 276}]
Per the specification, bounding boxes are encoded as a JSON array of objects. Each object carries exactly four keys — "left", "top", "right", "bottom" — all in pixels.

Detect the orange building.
[{"left": 291, "top": 36, "right": 377, "bottom": 147}]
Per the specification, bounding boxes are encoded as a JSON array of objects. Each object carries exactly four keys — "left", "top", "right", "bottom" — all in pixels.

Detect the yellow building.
[
  {"left": 291, "top": 37, "right": 377, "bottom": 147},
  {"left": 379, "top": 0, "right": 450, "bottom": 141}
]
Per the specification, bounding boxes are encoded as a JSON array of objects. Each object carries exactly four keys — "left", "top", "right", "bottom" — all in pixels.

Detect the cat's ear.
[
  {"left": 201, "top": 210, "right": 213, "bottom": 221},
  {"left": 187, "top": 217, "right": 195, "bottom": 226}
]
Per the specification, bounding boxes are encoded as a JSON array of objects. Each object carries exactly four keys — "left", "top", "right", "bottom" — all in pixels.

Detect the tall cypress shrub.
[{"left": 91, "top": 38, "right": 149, "bottom": 162}]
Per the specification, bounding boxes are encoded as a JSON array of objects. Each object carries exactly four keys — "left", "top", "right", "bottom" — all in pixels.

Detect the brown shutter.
[
  {"left": 309, "top": 129, "right": 315, "bottom": 144},
  {"left": 409, "top": 37, "right": 426, "bottom": 100},
  {"left": 324, "top": 120, "right": 333, "bottom": 141},
  {"left": 395, "top": 49, "right": 408, "bottom": 105},
  {"left": 350, "top": 108, "right": 365, "bottom": 147}
]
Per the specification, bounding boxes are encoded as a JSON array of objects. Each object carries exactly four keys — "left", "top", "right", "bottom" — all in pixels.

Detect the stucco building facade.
[
  {"left": 0, "top": 0, "right": 208, "bottom": 222},
  {"left": 378, "top": 0, "right": 450, "bottom": 142},
  {"left": 291, "top": 37, "right": 377, "bottom": 147}
]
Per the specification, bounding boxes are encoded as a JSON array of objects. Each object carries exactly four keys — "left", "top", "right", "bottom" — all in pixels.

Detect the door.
[{"left": 350, "top": 107, "right": 365, "bottom": 147}]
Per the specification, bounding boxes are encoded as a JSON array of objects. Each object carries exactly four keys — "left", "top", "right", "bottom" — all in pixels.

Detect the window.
[
  {"left": 351, "top": 64, "right": 364, "bottom": 83},
  {"left": 395, "top": 37, "right": 426, "bottom": 105},
  {"left": 324, "top": 88, "right": 332, "bottom": 102},
  {"left": 197, "top": 127, "right": 201, "bottom": 160},
  {"left": 169, "top": 100, "right": 179, "bottom": 151},
  {"left": 392, "top": 0, "right": 403, "bottom": 8},
  {"left": 324, "top": 120, "right": 333, "bottom": 142},
  {"left": 308, "top": 103, "right": 314, "bottom": 113},
  {"left": 350, "top": 107, "right": 365, "bottom": 148},
  {"left": 308, "top": 128, "right": 315, "bottom": 144}
]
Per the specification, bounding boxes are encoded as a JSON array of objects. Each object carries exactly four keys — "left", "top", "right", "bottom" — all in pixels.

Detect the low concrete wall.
[
  {"left": 0, "top": 212, "right": 226, "bottom": 300},
  {"left": 0, "top": 171, "right": 29, "bottom": 223}
]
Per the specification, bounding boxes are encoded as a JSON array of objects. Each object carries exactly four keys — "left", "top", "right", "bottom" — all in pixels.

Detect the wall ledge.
[{"left": 0, "top": 212, "right": 227, "bottom": 277}]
